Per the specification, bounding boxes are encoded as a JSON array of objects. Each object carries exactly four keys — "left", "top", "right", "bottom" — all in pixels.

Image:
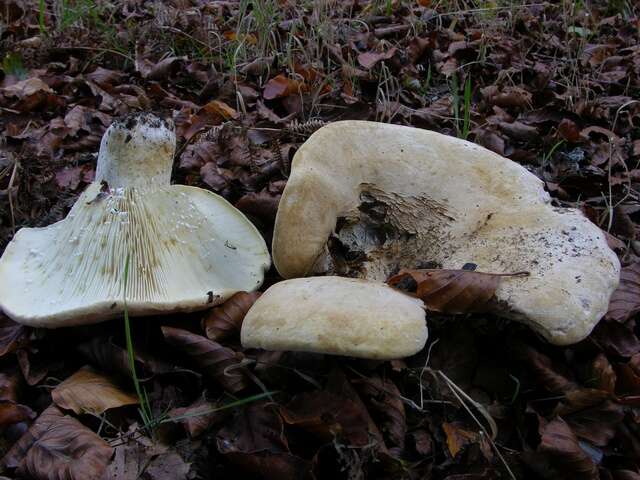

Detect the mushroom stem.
[{"left": 95, "top": 113, "right": 175, "bottom": 189}]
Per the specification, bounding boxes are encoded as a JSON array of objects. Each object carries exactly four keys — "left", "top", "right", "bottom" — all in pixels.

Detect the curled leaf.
[
  {"left": 202, "top": 291, "right": 261, "bottom": 342},
  {"left": 161, "top": 326, "right": 248, "bottom": 393},
  {"left": 388, "top": 268, "right": 528, "bottom": 314}
]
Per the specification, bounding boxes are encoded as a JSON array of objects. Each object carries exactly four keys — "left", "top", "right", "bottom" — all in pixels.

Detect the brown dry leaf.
[
  {"left": 518, "top": 344, "right": 578, "bottom": 394},
  {"left": 589, "top": 353, "right": 617, "bottom": 393},
  {"left": 1, "top": 77, "right": 52, "bottom": 98},
  {"left": 387, "top": 268, "right": 527, "bottom": 314},
  {"left": 0, "top": 371, "right": 35, "bottom": 427},
  {"left": 263, "top": 74, "right": 304, "bottom": 100},
  {"left": 222, "top": 31, "right": 257, "bottom": 45},
  {"left": 558, "top": 118, "right": 582, "bottom": 142},
  {"left": 0, "top": 315, "right": 29, "bottom": 358},
  {"left": 202, "top": 99, "right": 239, "bottom": 121},
  {"left": 145, "top": 56, "right": 186, "bottom": 81},
  {"left": 235, "top": 190, "right": 281, "bottom": 223},
  {"left": 55, "top": 164, "right": 95, "bottom": 190},
  {"left": 606, "top": 262, "right": 640, "bottom": 323},
  {"left": 51, "top": 366, "right": 138, "bottom": 415},
  {"left": 85, "top": 67, "right": 125, "bottom": 89},
  {"left": 217, "top": 403, "right": 310, "bottom": 480},
  {"left": 106, "top": 431, "right": 190, "bottom": 480},
  {"left": 280, "top": 391, "right": 375, "bottom": 447},
  {"left": 16, "top": 349, "right": 48, "bottom": 386},
  {"left": 2, "top": 405, "right": 113, "bottom": 479},
  {"left": 161, "top": 326, "right": 248, "bottom": 393},
  {"left": 77, "top": 336, "right": 183, "bottom": 380},
  {"left": 529, "top": 417, "right": 599, "bottom": 480},
  {"left": 357, "top": 48, "right": 397, "bottom": 69},
  {"left": 167, "top": 396, "right": 226, "bottom": 438},
  {"left": 353, "top": 376, "right": 406, "bottom": 449},
  {"left": 442, "top": 422, "right": 478, "bottom": 458},
  {"left": 591, "top": 321, "right": 640, "bottom": 357},
  {"left": 556, "top": 394, "right": 624, "bottom": 447},
  {"left": 202, "top": 291, "right": 261, "bottom": 342}
]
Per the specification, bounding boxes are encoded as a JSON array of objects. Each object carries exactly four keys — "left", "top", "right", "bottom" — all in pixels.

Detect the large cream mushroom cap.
[
  {"left": 241, "top": 276, "right": 428, "bottom": 360},
  {"left": 272, "top": 121, "right": 620, "bottom": 345},
  {"left": 0, "top": 113, "right": 270, "bottom": 328}
]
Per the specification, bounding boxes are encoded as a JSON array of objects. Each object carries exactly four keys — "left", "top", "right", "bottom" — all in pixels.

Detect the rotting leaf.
[
  {"left": 606, "top": 262, "right": 640, "bottom": 323},
  {"left": 51, "top": 365, "right": 138, "bottom": 416},
  {"left": 388, "top": 269, "right": 528, "bottom": 314},
  {"left": 202, "top": 291, "right": 261, "bottom": 342},
  {"left": 161, "top": 326, "right": 248, "bottom": 394},
  {"left": 2, "top": 405, "right": 113, "bottom": 479}
]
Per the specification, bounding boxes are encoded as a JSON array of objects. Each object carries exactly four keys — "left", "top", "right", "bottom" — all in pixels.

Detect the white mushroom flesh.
[
  {"left": 0, "top": 113, "right": 270, "bottom": 327},
  {"left": 241, "top": 276, "right": 428, "bottom": 360},
  {"left": 272, "top": 121, "right": 620, "bottom": 345}
]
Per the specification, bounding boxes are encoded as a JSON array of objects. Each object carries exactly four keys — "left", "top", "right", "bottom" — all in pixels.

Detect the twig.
[
  {"left": 436, "top": 370, "right": 517, "bottom": 480},
  {"left": 7, "top": 159, "right": 18, "bottom": 235}
]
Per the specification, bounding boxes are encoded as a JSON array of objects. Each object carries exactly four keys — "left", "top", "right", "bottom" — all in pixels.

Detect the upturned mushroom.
[
  {"left": 0, "top": 113, "right": 270, "bottom": 327},
  {"left": 241, "top": 276, "right": 428, "bottom": 360},
  {"left": 272, "top": 121, "right": 620, "bottom": 345}
]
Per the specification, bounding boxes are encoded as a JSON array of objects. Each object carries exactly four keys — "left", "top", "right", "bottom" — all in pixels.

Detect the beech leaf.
[
  {"left": 2, "top": 405, "right": 113, "bottom": 479},
  {"left": 387, "top": 268, "right": 528, "bottom": 314},
  {"left": 532, "top": 417, "right": 599, "bottom": 480},
  {"left": 167, "top": 397, "right": 226, "bottom": 438},
  {"left": 161, "top": 326, "right": 248, "bottom": 393},
  {"left": 202, "top": 291, "right": 261, "bottom": 342},
  {"left": 263, "top": 74, "right": 304, "bottom": 100},
  {"left": 606, "top": 262, "right": 640, "bottom": 323},
  {"left": 51, "top": 366, "right": 138, "bottom": 415},
  {"left": 0, "top": 315, "right": 29, "bottom": 358}
]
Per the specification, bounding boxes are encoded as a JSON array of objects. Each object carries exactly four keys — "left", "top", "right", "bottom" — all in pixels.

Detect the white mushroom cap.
[
  {"left": 272, "top": 121, "right": 620, "bottom": 345},
  {"left": 241, "top": 276, "right": 428, "bottom": 360},
  {"left": 0, "top": 113, "right": 270, "bottom": 328}
]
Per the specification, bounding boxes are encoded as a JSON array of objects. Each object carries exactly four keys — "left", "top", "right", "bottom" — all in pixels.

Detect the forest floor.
[{"left": 1, "top": 1, "right": 640, "bottom": 479}]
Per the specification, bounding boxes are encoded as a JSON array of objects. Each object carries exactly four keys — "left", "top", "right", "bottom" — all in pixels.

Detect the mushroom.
[
  {"left": 0, "top": 113, "right": 270, "bottom": 328},
  {"left": 241, "top": 276, "right": 427, "bottom": 359},
  {"left": 272, "top": 121, "right": 620, "bottom": 345}
]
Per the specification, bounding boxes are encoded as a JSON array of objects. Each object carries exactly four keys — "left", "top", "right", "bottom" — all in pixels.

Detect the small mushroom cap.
[
  {"left": 0, "top": 113, "right": 270, "bottom": 327},
  {"left": 272, "top": 121, "right": 620, "bottom": 345},
  {"left": 241, "top": 276, "right": 428, "bottom": 360}
]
